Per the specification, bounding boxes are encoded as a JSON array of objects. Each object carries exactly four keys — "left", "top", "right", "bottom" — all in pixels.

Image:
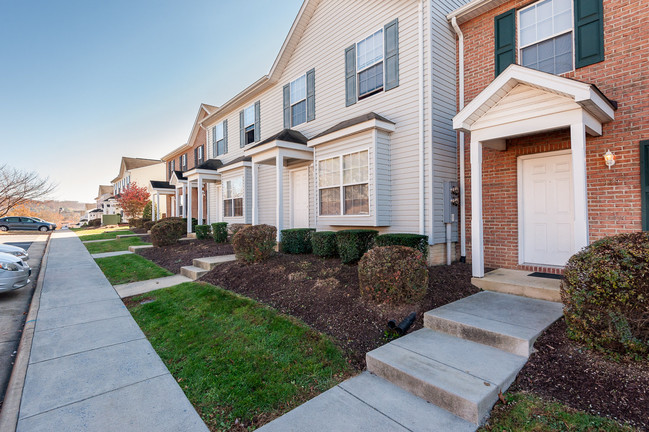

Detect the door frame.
[
  {"left": 517, "top": 149, "right": 572, "bottom": 265},
  {"left": 289, "top": 165, "right": 310, "bottom": 228}
]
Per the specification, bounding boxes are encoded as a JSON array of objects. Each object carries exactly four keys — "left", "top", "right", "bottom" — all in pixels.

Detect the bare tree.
[{"left": 0, "top": 165, "right": 57, "bottom": 217}]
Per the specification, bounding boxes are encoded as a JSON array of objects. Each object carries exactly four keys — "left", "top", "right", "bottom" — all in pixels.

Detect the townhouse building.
[
  {"left": 110, "top": 157, "right": 168, "bottom": 220},
  {"left": 95, "top": 185, "right": 119, "bottom": 216},
  {"left": 448, "top": 0, "right": 648, "bottom": 277}
]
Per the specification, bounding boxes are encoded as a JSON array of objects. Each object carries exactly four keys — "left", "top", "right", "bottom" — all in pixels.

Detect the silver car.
[
  {"left": 0, "top": 216, "right": 57, "bottom": 232},
  {"left": 0, "top": 252, "right": 31, "bottom": 293},
  {"left": 0, "top": 244, "right": 29, "bottom": 261}
]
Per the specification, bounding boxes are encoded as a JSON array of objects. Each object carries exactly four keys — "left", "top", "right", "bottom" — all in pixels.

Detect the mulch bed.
[
  {"left": 512, "top": 319, "right": 649, "bottom": 430},
  {"left": 136, "top": 240, "right": 234, "bottom": 274},
  {"left": 201, "top": 253, "right": 479, "bottom": 369}
]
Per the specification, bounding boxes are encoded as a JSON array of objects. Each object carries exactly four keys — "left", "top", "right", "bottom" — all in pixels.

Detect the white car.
[
  {"left": 0, "top": 252, "right": 31, "bottom": 293},
  {"left": 0, "top": 244, "right": 29, "bottom": 261}
]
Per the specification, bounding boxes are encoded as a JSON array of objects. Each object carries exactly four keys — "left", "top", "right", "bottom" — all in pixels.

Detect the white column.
[
  {"left": 470, "top": 139, "right": 484, "bottom": 278},
  {"left": 156, "top": 193, "right": 160, "bottom": 221},
  {"left": 175, "top": 188, "right": 179, "bottom": 217},
  {"left": 197, "top": 175, "right": 204, "bottom": 226},
  {"left": 252, "top": 162, "right": 258, "bottom": 225},
  {"left": 571, "top": 122, "right": 589, "bottom": 251},
  {"left": 206, "top": 184, "right": 211, "bottom": 225},
  {"left": 186, "top": 182, "right": 193, "bottom": 233},
  {"left": 276, "top": 155, "right": 284, "bottom": 242},
  {"left": 183, "top": 184, "right": 188, "bottom": 218},
  {"left": 151, "top": 196, "right": 156, "bottom": 221}
]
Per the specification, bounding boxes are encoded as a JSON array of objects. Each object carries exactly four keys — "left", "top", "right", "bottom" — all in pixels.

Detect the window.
[
  {"left": 318, "top": 150, "right": 369, "bottom": 216},
  {"left": 212, "top": 122, "right": 226, "bottom": 156},
  {"left": 181, "top": 154, "right": 187, "bottom": 171},
  {"left": 224, "top": 177, "right": 244, "bottom": 218},
  {"left": 197, "top": 145, "right": 204, "bottom": 165},
  {"left": 290, "top": 75, "right": 307, "bottom": 126},
  {"left": 519, "top": 0, "right": 573, "bottom": 75},
  {"left": 244, "top": 105, "right": 255, "bottom": 145},
  {"left": 357, "top": 29, "right": 383, "bottom": 98}
]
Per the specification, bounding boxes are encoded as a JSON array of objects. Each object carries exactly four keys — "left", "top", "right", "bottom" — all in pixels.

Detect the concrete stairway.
[
  {"left": 258, "top": 291, "right": 564, "bottom": 431},
  {"left": 180, "top": 255, "right": 236, "bottom": 280},
  {"left": 471, "top": 268, "right": 562, "bottom": 302}
]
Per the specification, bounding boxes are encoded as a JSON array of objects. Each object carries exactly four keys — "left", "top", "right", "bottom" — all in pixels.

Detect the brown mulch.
[
  {"left": 512, "top": 318, "right": 649, "bottom": 430},
  {"left": 136, "top": 240, "right": 234, "bottom": 274},
  {"left": 201, "top": 253, "right": 479, "bottom": 369}
]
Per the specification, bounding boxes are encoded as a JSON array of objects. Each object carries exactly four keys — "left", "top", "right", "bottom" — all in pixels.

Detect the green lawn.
[
  {"left": 77, "top": 228, "right": 134, "bottom": 241},
  {"left": 126, "top": 282, "right": 351, "bottom": 431},
  {"left": 84, "top": 237, "right": 150, "bottom": 254},
  {"left": 95, "top": 254, "right": 172, "bottom": 285},
  {"left": 482, "top": 392, "right": 635, "bottom": 431}
]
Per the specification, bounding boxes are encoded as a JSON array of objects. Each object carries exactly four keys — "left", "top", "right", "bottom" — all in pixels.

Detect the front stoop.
[
  {"left": 180, "top": 266, "right": 208, "bottom": 280},
  {"left": 472, "top": 268, "right": 562, "bottom": 302},
  {"left": 192, "top": 255, "right": 236, "bottom": 271}
]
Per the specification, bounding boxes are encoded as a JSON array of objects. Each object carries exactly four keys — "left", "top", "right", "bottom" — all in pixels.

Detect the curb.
[{"left": 0, "top": 233, "right": 52, "bottom": 431}]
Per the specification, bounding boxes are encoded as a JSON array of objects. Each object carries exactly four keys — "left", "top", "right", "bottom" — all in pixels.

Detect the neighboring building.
[
  {"left": 163, "top": 0, "right": 468, "bottom": 263},
  {"left": 95, "top": 185, "right": 119, "bottom": 216},
  {"left": 111, "top": 157, "right": 168, "bottom": 220},
  {"left": 448, "top": 0, "right": 647, "bottom": 276},
  {"left": 84, "top": 203, "right": 102, "bottom": 222}
]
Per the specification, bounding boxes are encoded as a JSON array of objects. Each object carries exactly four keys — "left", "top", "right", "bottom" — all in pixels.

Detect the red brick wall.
[{"left": 459, "top": 0, "right": 649, "bottom": 271}]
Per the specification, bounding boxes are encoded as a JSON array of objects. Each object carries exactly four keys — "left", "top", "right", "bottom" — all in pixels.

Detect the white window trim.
[
  {"left": 317, "top": 148, "right": 371, "bottom": 217},
  {"left": 289, "top": 73, "right": 307, "bottom": 126},
  {"left": 517, "top": 0, "right": 576, "bottom": 74},
  {"left": 212, "top": 122, "right": 226, "bottom": 157},
  {"left": 356, "top": 27, "right": 384, "bottom": 98},
  {"left": 223, "top": 176, "right": 244, "bottom": 218}
]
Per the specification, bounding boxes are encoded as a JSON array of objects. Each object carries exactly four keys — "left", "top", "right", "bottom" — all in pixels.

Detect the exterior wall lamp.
[{"left": 603, "top": 149, "right": 616, "bottom": 169}]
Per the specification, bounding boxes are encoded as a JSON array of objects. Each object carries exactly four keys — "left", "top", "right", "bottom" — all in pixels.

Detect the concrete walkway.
[
  {"left": 91, "top": 250, "right": 133, "bottom": 259},
  {"left": 114, "top": 274, "right": 192, "bottom": 298},
  {"left": 15, "top": 231, "right": 208, "bottom": 431}
]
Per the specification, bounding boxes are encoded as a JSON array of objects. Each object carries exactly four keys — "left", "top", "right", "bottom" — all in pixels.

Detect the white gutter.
[
  {"left": 418, "top": 0, "right": 425, "bottom": 236},
  {"left": 451, "top": 17, "right": 467, "bottom": 262}
]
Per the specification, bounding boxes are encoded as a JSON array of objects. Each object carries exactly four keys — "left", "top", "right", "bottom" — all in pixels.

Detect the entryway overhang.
[{"left": 453, "top": 65, "right": 617, "bottom": 278}]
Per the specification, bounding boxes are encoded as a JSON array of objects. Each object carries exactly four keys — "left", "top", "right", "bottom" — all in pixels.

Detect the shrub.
[
  {"left": 561, "top": 232, "right": 649, "bottom": 359},
  {"left": 375, "top": 233, "right": 429, "bottom": 258},
  {"left": 142, "top": 201, "right": 152, "bottom": 220},
  {"left": 195, "top": 224, "right": 211, "bottom": 240},
  {"left": 150, "top": 219, "right": 185, "bottom": 247},
  {"left": 89, "top": 219, "right": 101, "bottom": 227},
  {"left": 232, "top": 224, "right": 277, "bottom": 263},
  {"left": 182, "top": 217, "right": 198, "bottom": 233},
  {"left": 211, "top": 222, "right": 228, "bottom": 243},
  {"left": 311, "top": 231, "right": 338, "bottom": 257},
  {"left": 281, "top": 228, "right": 315, "bottom": 254},
  {"left": 229, "top": 223, "right": 250, "bottom": 236},
  {"left": 358, "top": 246, "right": 428, "bottom": 304},
  {"left": 128, "top": 218, "right": 140, "bottom": 228},
  {"left": 336, "top": 229, "right": 378, "bottom": 264},
  {"left": 143, "top": 220, "right": 156, "bottom": 231}
]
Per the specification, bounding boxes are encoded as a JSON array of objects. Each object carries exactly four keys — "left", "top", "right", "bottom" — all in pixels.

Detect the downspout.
[
  {"left": 418, "top": 0, "right": 425, "bottom": 236},
  {"left": 451, "top": 17, "right": 466, "bottom": 262}
]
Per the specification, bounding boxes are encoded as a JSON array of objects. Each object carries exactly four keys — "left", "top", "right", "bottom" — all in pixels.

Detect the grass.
[
  {"left": 95, "top": 254, "right": 172, "bottom": 285},
  {"left": 76, "top": 228, "right": 134, "bottom": 241},
  {"left": 84, "top": 237, "right": 150, "bottom": 254},
  {"left": 482, "top": 392, "right": 635, "bottom": 431},
  {"left": 126, "top": 282, "right": 351, "bottom": 431}
]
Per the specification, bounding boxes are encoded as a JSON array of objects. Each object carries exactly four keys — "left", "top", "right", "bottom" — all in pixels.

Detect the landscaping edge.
[{"left": 0, "top": 234, "right": 51, "bottom": 432}]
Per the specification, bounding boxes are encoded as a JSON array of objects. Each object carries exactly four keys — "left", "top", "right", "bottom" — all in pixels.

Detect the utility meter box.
[{"left": 443, "top": 181, "right": 460, "bottom": 224}]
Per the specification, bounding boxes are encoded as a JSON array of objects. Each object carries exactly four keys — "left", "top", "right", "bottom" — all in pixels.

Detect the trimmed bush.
[
  {"left": 89, "top": 219, "right": 101, "bottom": 227},
  {"left": 143, "top": 220, "right": 156, "bottom": 231},
  {"left": 211, "top": 222, "right": 228, "bottom": 243},
  {"left": 375, "top": 233, "right": 429, "bottom": 258},
  {"left": 311, "top": 231, "right": 338, "bottom": 257},
  {"left": 561, "top": 232, "right": 649, "bottom": 359},
  {"left": 150, "top": 219, "right": 185, "bottom": 247},
  {"left": 128, "top": 218, "right": 140, "bottom": 228},
  {"left": 232, "top": 224, "right": 277, "bottom": 263},
  {"left": 195, "top": 224, "right": 211, "bottom": 240},
  {"left": 281, "top": 228, "right": 315, "bottom": 254},
  {"left": 358, "top": 246, "right": 428, "bottom": 304},
  {"left": 336, "top": 229, "right": 378, "bottom": 264},
  {"left": 142, "top": 201, "right": 152, "bottom": 220}
]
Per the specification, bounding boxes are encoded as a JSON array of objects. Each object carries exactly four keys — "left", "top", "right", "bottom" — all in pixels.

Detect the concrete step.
[
  {"left": 192, "top": 255, "right": 236, "bottom": 271},
  {"left": 187, "top": 232, "right": 197, "bottom": 239},
  {"left": 424, "top": 291, "right": 564, "bottom": 357},
  {"left": 128, "top": 245, "right": 153, "bottom": 252},
  {"left": 180, "top": 265, "right": 208, "bottom": 280},
  {"left": 115, "top": 234, "right": 143, "bottom": 239},
  {"left": 471, "top": 269, "right": 561, "bottom": 302},
  {"left": 258, "top": 371, "right": 477, "bottom": 432},
  {"left": 366, "top": 329, "right": 527, "bottom": 425}
]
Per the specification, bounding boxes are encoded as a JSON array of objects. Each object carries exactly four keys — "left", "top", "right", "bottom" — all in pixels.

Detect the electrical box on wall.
[{"left": 443, "top": 181, "right": 460, "bottom": 224}]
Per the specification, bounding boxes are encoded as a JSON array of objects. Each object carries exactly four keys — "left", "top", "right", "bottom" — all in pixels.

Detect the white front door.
[
  {"left": 290, "top": 168, "right": 309, "bottom": 228},
  {"left": 521, "top": 152, "right": 574, "bottom": 266}
]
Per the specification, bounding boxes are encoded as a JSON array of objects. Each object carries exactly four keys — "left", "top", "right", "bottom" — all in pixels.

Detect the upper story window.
[
  {"left": 318, "top": 150, "right": 369, "bottom": 216},
  {"left": 357, "top": 29, "right": 384, "bottom": 98},
  {"left": 243, "top": 104, "right": 256, "bottom": 146},
  {"left": 181, "top": 154, "right": 187, "bottom": 171},
  {"left": 223, "top": 177, "right": 244, "bottom": 218},
  {"left": 283, "top": 70, "right": 315, "bottom": 129},
  {"left": 518, "top": 0, "right": 573, "bottom": 75},
  {"left": 290, "top": 75, "right": 307, "bottom": 126},
  {"left": 196, "top": 145, "right": 204, "bottom": 165},
  {"left": 212, "top": 121, "right": 226, "bottom": 156}
]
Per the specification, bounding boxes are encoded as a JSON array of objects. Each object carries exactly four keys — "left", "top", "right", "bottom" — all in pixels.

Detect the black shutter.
[
  {"left": 384, "top": 19, "right": 399, "bottom": 91},
  {"left": 574, "top": 0, "right": 605, "bottom": 68},
  {"left": 494, "top": 9, "right": 516, "bottom": 76},
  {"left": 239, "top": 110, "right": 245, "bottom": 148},
  {"left": 345, "top": 44, "right": 357, "bottom": 106},
  {"left": 194, "top": 148, "right": 197, "bottom": 167},
  {"left": 283, "top": 84, "right": 291, "bottom": 128},
  {"left": 254, "top": 101, "right": 261, "bottom": 142},
  {"left": 641, "top": 140, "right": 649, "bottom": 231},
  {"left": 223, "top": 120, "right": 228, "bottom": 154},
  {"left": 306, "top": 68, "right": 316, "bottom": 122}
]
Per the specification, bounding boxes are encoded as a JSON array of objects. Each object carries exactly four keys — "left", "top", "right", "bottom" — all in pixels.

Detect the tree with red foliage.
[{"left": 115, "top": 182, "right": 150, "bottom": 219}]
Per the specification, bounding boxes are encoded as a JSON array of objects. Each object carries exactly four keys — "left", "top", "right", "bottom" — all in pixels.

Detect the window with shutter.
[
  {"left": 495, "top": 8, "right": 516, "bottom": 76},
  {"left": 642, "top": 140, "right": 649, "bottom": 231},
  {"left": 213, "top": 122, "right": 226, "bottom": 156}
]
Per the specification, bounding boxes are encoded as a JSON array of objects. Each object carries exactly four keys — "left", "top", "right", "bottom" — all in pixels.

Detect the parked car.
[
  {"left": 0, "top": 244, "right": 29, "bottom": 261},
  {"left": 0, "top": 217, "right": 57, "bottom": 232},
  {"left": 0, "top": 252, "right": 31, "bottom": 293}
]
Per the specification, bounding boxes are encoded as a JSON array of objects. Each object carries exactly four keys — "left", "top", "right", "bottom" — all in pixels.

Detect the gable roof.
[
  {"left": 250, "top": 129, "right": 309, "bottom": 149},
  {"left": 98, "top": 185, "right": 112, "bottom": 195},
  {"left": 111, "top": 157, "right": 163, "bottom": 183},
  {"left": 150, "top": 180, "right": 174, "bottom": 190},
  {"left": 162, "top": 103, "right": 218, "bottom": 161}
]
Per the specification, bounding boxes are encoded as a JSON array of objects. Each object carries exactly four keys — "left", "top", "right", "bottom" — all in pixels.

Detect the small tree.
[
  {"left": 142, "top": 201, "right": 152, "bottom": 220},
  {"left": 0, "top": 165, "right": 57, "bottom": 217},
  {"left": 115, "top": 183, "right": 150, "bottom": 220}
]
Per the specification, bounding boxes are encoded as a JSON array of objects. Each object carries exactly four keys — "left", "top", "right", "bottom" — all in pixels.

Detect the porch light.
[{"left": 603, "top": 149, "right": 616, "bottom": 169}]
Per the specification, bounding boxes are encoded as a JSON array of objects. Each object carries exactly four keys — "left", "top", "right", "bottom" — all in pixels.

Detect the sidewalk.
[{"left": 15, "top": 231, "right": 207, "bottom": 431}]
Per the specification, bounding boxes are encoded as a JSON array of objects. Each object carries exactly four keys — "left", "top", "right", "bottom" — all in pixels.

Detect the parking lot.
[{"left": 0, "top": 232, "right": 49, "bottom": 407}]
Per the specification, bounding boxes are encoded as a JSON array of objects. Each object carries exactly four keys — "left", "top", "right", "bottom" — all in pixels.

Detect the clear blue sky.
[{"left": 0, "top": 0, "right": 303, "bottom": 203}]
